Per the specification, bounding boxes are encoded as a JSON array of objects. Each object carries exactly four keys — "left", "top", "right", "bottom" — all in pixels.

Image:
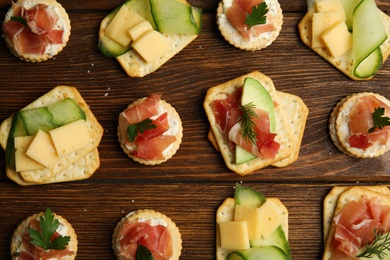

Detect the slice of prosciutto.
[
  {"left": 348, "top": 95, "right": 390, "bottom": 149},
  {"left": 118, "top": 94, "right": 176, "bottom": 160},
  {"left": 2, "top": 3, "right": 64, "bottom": 55},
  {"left": 117, "top": 220, "right": 173, "bottom": 260},
  {"left": 212, "top": 86, "right": 280, "bottom": 160},
  {"left": 225, "top": 0, "right": 277, "bottom": 39},
  {"left": 331, "top": 196, "right": 390, "bottom": 259}
]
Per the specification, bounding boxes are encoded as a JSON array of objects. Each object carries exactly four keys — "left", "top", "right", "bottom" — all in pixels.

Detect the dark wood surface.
[{"left": 0, "top": 0, "right": 389, "bottom": 259}]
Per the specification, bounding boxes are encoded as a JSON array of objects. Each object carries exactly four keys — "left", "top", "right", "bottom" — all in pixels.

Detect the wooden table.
[{"left": 0, "top": 0, "right": 389, "bottom": 259}]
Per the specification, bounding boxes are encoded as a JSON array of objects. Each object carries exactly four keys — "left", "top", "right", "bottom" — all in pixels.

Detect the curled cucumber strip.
[{"left": 353, "top": 0, "right": 388, "bottom": 78}]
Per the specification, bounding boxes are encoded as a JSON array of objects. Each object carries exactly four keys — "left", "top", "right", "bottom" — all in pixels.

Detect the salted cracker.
[
  {"left": 298, "top": 8, "right": 390, "bottom": 80},
  {"left": 323, "top": 186, "right": 390, "bottom": 260},
  {"left": 204, "top": 71, "right": 294, "bottom": 175},
  {"left": 112, "top": 209, "right": 182, "bottom": 260},
  {"left": 3, "top": 0, "right": 71, "bottom": 62},
  {"left": 118, "top": 98, "right": 183, "bottom": 165},
  {"left": 216, "top": 0, "right": 283, "bottom": 51},
  {"left": 216, "top": 197, "right": 288, "bottom": 260},
  {"left": 0, "top": 86, "right": 104, "bottom": 184},
  {"left": 11, "top": 211, "right": 78, "bottom": 259},
  {"left": 329, "top": 92, "right": 390, "bottom": 158}
]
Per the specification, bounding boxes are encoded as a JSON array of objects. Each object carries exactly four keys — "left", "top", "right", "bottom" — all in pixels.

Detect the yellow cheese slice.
[
  {"left": 105, "top": 5, "right": 145, "bottom": 47},
  {"left": 128, "top": 20, "right": 153, "bottom": 42},
  {"left": 50, "top": 119, "right": 91, "bottom": 157},
  {"left": 258, "top": 200, "right": 285, "bottom": 238},
  {"left": 234, "top": 205, "right": 261, "bottom": 240},
  {"left": 312, "top": 12, "right": 343, "bottom": 48},
  {"left": 219, "top": 221, "right": 250, "bottom": 250},
  {"left": 26, "top": 130, "right": 60, "bottom": 169},
  {"left": 14, "top": 136, "right": 45, "bottom": 172},
  {"left": 315, "top": 0, "right": 346, "bottom": 21},
  {"left": 131, "top": 30, "right": 169, "bottom": 63},
  {"left": 322, "top": 21, "right": 352, "bottom": 58}
]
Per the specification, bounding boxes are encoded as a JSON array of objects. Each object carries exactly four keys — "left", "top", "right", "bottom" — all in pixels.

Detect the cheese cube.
[
  {"left": 219, "top": 221, "right": 250, "bottom": 250},
  {"left": 50, "top": 119, "right": 91, "bottom": 156},
  {"left": 131, "top": 30, "right": 169, "bottom": 63},
  {"left": 321, "top": 21, "right": 352, "bottom": 58},
  {"left": 312, "top": 12, "right": 342, "bottom": 48},
  {"left": 105, "top": 5, "right": 145, "bottom": 47},
  {"left": 14, "top": 136, "right": 45, "bottom": 172},
  {"left": 128, "top": 20, "right": 153, "bottom": 42},
  {"left": 26, "top": 130, "right": 60, "bottom": 169},
  {"left": 234, "top": 205, "right": 261, "bottom": 240},
  {"left": 257, "top": 200, "right": 285, "bottom": 239},
  {"left": 315, "top": 0, "right": 346, "bottom": 21}
]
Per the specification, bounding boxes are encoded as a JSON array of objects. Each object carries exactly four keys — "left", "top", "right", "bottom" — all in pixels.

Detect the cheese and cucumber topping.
[
  {"left": 5, "top": 98, "right": 90, "bottom": 172},
  {"left": 218, "top": 184, "right": 291, "bottom": 260},
  {"left": 310, "top": 0, "right": 388, "bottom": 78},
  {"left": 98, "top": 0, "right": 202, "bottom": 59}
]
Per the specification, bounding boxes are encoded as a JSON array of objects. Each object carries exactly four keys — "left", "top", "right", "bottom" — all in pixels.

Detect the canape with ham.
[
  {"left": 329, "top": 92, "right": 390, "bottom": 158},
  {"left": 112, "top": 210, "right": 182, "bottom": 260},
  {"left": 118, "top": 94, "right": 183, "bottom": 165},
  {"left": 2, "top": 0, "right": 71, "bottom": 62},
  {"left": 10, "top": 208, "right": 78, "bottom": 260},
  {"left": 216, "top": 0, "right": 283, "bottom": 51}
]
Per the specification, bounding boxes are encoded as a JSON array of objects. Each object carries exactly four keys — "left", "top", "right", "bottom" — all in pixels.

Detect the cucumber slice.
[
  {"left": 353, "top": 0, "right": 387, "bottom": 78},
  {"left": 149, "top": 0, "right": 202, "bottom": 34},
  {"left": 47, "top": 98, "right": 86, "bottom": 126},
  {"left": 234, "top": 183, "right": 266, "bottom": 207},
  {"left": 250, "top": 226, "right": 291, "bottom": 257},
  {"left": 339, "top": 0, "right": 360, "bottom": 31},
  {"left": 227, "top": 246, "right": 291, "bottom": 260},
  {"left": 5, "top": 112, "right": 26, "bottom": 169},
  {"left": 19, "top": 107, "right": 57, "bottom": 135},
  {"left": 98, "top": 0, "right": 156, "bottom": 57}
]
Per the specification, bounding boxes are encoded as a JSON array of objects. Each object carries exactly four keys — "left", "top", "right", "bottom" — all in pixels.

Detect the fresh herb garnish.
[
  {"left": 245, "top": 2, "right": 269, "bottom": 28},
  {"left": 28, "top": 208, "right": 70, "bottom": 250},
  {"left": 356, "top": 229, "right": 390, "bottom": 259},
  {"left": 11, "top": 16, "right": 27, "bottom": 27},
  {"left": 136, "top": 245, "right": 155, "bottom": 260},
  {"left": 127, "top": 118, "right": 157, "bottom": 143},
  {"left": 368, "top": 107, "right": 390, "bottom": 133},
  {"left": 238, "top": 103, "right": 259, "bottom": 145}
]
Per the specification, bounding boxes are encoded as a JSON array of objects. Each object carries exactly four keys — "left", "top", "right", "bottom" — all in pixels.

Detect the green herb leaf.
[
  {"left": 356, "top": 228, "right": 390, "bottom": 259},
  {"left": 28, "top": 208, "right": 70, "bottom": 250},
  {"left": 127, "top": 118, "right": 157, "bottom": 143},
  {"left": 245, "top": 2, "right": 269, "bottom": 28},
  {"left": 238, "top": 103, "right": 259, "bottom": 145},
  {"left": 11, "top": 16, "right": 27, "bottom": 27},
  {"left": 136, "top": 245, "right": 155, "bottom": 260},
  {"left": 368, "top": 107, "right": 390, "bottom": 133}
]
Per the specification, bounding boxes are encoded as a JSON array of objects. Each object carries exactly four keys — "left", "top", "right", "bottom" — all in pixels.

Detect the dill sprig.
[
  {"left": 238, "top": 103, "right": 259, "bottom": 145},
  {"left": 356, "top": 228, "right": 390, "bottom": 259}
]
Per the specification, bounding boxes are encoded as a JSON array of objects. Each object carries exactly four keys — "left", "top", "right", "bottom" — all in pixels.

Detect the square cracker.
[
  {"left": 0, "top": 86, "right": 104, "bottom": 184},
  {"left": 204, "top": 71, "right": 295, "bottom": 175},
  {"left": 323, "top": 186, "right": 390, "bottom": 259},
  {"left": 298, "top": 8, "right": 390, "bottom": 80},
  {"left": 208, "top": 91, "right": 309, "bottom": 168}
]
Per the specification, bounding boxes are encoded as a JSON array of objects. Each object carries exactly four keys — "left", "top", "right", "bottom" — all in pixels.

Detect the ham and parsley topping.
[
  {"left": 226, "top": 0, "right": 276, "bottom": 39},
  {"left": 2, "top": 3, "right": 65, "bottom": 55},
  {"left": 348, "top": 95, "right": 390, "bottom": 149},
  {"left": 19, "top": 208, "right": 74, "bottom": 260}
]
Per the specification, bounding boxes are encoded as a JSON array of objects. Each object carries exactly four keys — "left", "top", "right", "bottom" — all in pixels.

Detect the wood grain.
[{"left": 0, "top": 0, "right": 389, "bottom": 259}]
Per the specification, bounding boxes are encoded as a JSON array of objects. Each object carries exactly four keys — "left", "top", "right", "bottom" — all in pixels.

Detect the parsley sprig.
[
  {"left": 127, "top": 118, "right": 157, "bottom": 143},
  {"left": 368, "top": 107, "right": 390, "bottom": 133},
  {"left": 238, "top": 103, "right": 259, "bottom": 145},
  {"left": 356, "top": 229, "right": 390, "bottom": 259},
  {"left": 28, "top": 208, "right": 70, "bottom": 250},
  {"left": 245, "top": 2, "right": 269, "bottom": 28},
  {"left": 136, "top": 245, "right": 155, "bottom": 260}
]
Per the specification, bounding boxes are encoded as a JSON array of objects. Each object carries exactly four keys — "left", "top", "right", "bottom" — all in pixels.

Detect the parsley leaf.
[
  {"left": 136, "top": 245, "right": 155, "bottom": 260},
  {"left": 127, "top": 118, "right": 157, "bottom": 143},
  {"left": 245, "top": 2, "right": 269, "bottom": 28},
  {"left": 28, "top": 208, "right": 70, "bottom": 250},
  {"left": 368, "top": 107, "right": 390, "bottom": 133},
  {"left": 238, "top": 103, "right": 259, "bottom": 145},
  {"left": 11, "top": 16, "right": 27, "bottom": 27}
]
